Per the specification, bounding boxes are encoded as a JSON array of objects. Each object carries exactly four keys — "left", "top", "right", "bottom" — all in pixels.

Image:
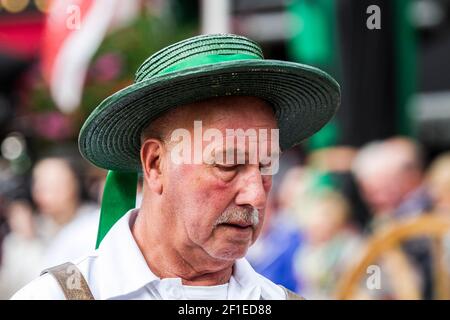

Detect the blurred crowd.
[
  {"left": 1, "top": 136, "right": 450, "bottom": 300},
  {"left": 247, "top": 136, "right": 450, "bottom": 300},
  {"left": 0, "top": 151, "right": 104, "bottom": 299}
]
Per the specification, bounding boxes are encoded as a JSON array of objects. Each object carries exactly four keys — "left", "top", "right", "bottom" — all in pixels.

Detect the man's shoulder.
[
  {"left": 10, "top": 254, "right": 96, "bottom": 300},
  {"left": 10, "top": 273, "right": 65, "bottom": 300}
]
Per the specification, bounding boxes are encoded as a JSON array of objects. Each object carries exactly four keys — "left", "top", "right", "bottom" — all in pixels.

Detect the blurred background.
[{"left": 1, "top": 0, "right": 450, "bottom": 300}]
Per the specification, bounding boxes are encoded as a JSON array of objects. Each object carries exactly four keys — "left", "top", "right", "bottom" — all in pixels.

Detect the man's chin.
[{"left": 208, "top": 243, "right": 250, "bottom": 261}]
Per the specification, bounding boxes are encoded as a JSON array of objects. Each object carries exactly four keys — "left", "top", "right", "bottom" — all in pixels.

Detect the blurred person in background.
[
  {"left": 426, "top": 152, "right": 450, "bottom": 215},
  {"left": 293, "top": 190, "right": 361, "bottom": 299},
  {"left": 31, "top": 156, "right": 99, "bottom": 269},
  {"left": 246, "top": 166, "right": 304, "bottom": 293},
  {"left": 0, "top": 199, "right": 44, "bottom": 299},
  {"left": 307, "top": 146, "right": 371, "bottom": 231},
  {"left": 384, "top": 137, "right": 432, "bottom": 219},
  {"left": 353, "top": 137, "right": 434, "bottom": 299},
  {"left": 84, "top": 165, "right": 108, "bottom": 207},
  {"left": 0, "top": 155, "right": 103, "bottom": 298},
  {"left": 423, "top": 152, "right": 450, "bottom": 292},
  {"left": 352, "top": 137, "right": 432, "bottom": 227}
]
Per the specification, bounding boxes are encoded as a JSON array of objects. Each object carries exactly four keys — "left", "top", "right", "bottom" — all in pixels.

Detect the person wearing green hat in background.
[{"left": 11, "top": 34, "right": 339, "bottom": 300}]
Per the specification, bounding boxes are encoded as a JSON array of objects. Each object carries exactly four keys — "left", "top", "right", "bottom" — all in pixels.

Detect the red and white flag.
[{"left": 41, "top": 0, "right": 139, "bottom": 113}]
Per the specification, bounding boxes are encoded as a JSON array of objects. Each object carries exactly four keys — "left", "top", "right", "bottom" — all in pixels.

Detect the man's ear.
[{"left": 140, "top": 139, "right": 164, "bottom": 194}]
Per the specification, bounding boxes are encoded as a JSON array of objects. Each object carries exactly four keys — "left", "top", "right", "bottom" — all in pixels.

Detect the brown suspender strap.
[{"left": 40, "top": 262, "right": 95, "bottom": 300}]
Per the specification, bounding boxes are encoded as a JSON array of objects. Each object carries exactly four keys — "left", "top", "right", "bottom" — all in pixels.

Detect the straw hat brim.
[{"left": 78, "top": 59, "right": 340, "bottom": 172}]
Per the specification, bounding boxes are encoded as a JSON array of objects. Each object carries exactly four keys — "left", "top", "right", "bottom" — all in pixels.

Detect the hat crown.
[{"left": 135, "top": 34, "right": 264, "bottom": 82}]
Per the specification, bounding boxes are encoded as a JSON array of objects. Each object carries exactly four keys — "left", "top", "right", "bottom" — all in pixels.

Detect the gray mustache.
[{"left": 214, "top": 206, "right": 260, "bottom": 228}]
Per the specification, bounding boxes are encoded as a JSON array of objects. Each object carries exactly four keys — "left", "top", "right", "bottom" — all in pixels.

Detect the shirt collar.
[
  {"left": 94, "top": 208, "right": 160, "bottom": 299},
  {"left": 93, "top": 208, "right": 278, "bottom": 300},
  {"left": 228, "top": 258, "right": 262, "bottom": 299}
]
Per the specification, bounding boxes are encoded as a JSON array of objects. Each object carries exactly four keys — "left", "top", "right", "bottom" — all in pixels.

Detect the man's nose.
[{"left": 235, "top": 167, "right": 267, "bottom": 210}]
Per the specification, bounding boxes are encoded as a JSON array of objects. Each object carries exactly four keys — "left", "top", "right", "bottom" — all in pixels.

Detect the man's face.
[{"left": 151, "top": 97, "right": 278, "bottom": 261}]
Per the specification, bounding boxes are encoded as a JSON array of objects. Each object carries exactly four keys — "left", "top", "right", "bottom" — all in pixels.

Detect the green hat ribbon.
[
  {"left": 96, "top": 171, "right": 137, "bottom": 248},
  {"left": 159, "top": 53, "right": 260, "bottom": 75}
]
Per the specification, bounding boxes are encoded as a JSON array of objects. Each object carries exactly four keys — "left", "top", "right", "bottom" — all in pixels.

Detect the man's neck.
[{"left": 131, "top": 208, "right": 234, "bottom": 286}]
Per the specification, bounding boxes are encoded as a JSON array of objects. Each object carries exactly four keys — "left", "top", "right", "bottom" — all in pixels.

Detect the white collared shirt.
[{"left": 11, "top": 209, "right": 286, "bottom": 300}]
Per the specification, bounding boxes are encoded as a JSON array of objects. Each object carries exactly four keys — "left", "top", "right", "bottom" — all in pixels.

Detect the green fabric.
[
  {"left": 287, "top": 0, "right": 338, "bottom": 71},
  {"left": 96, "top": 171, "right": 138, "bottom": 248},
  {"left": 287, "top": 0, "right": 341, "bottom": 150},
  {"left": 289, "top": 0, "right": 330, "bottom": 63},
  {"left": 307, "top": 119, "right": 340, "bottom": 150},
  {"left": 394, "top": 0, "right": 417, "bottom": 136},
  {"left": 160, "top": 53, "right": 260, "bottom": 75}
]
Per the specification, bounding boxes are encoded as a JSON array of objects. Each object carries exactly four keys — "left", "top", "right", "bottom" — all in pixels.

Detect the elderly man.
[{"left": 12, "top": 34, "right": 339, "bottom": 300}]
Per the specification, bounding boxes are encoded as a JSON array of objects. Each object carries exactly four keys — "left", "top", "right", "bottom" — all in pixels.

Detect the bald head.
[
  {"left": 353, "top": 137, "right": 424, "bottom": 213},
  {"left": 383, "top": 137, "right": 424, "bottom": 172},
  {"left": 353, "top": 137, "right": 423, "bottom": 180}
]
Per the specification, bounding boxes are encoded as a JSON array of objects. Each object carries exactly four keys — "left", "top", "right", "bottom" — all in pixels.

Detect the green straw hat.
[{"left": 78, "top": 34, "right": 341, "bottom": 247}]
